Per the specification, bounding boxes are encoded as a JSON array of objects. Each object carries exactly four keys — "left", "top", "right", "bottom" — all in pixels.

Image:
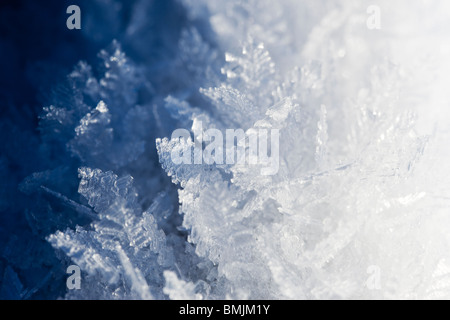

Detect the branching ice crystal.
[{"left": 4, "top": 0, "right": 450, "bottom": 300}]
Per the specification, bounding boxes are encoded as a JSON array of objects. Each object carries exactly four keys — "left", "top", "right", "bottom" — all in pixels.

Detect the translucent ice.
[{"left": 5, "top": 0, "right": 450, "bottom": 300}]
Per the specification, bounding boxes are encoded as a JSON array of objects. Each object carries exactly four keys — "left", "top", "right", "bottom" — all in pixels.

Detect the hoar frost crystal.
[{"left": 8, "top": 0, "right": 450, "bottom": 300}]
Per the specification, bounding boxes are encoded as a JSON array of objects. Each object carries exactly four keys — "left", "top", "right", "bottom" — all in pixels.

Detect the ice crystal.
[
  {"left": 48, "top": 168, "right": 171, "bottom": 299},
  {"left": 3, "top": 0, "right": 450, "bottom": 300}
]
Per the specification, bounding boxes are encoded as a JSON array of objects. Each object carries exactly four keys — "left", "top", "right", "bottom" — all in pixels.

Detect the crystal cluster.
[{"left": 2, "top": 0, "right": 450, "bottom": 299}]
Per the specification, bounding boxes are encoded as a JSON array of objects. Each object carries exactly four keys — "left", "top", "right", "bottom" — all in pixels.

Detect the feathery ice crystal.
[{"left": 4, "top": 0, "right": 450, "bottom": 299}]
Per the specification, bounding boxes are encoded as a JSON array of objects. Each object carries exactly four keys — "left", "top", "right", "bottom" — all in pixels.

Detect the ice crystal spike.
[
  {"left": 48, "top": 168, "right": 171, "bottom": 299},
  {"left": 221, "top": 40, "right": 276, "bottom": 103},
  {"left": 154, "top": 0, "right": 440, "bottom": 300}
]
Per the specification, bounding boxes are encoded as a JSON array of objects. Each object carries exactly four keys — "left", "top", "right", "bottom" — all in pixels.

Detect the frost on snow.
[{"left": 6, "top": 0, "right": 450, "bottom": 299}]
